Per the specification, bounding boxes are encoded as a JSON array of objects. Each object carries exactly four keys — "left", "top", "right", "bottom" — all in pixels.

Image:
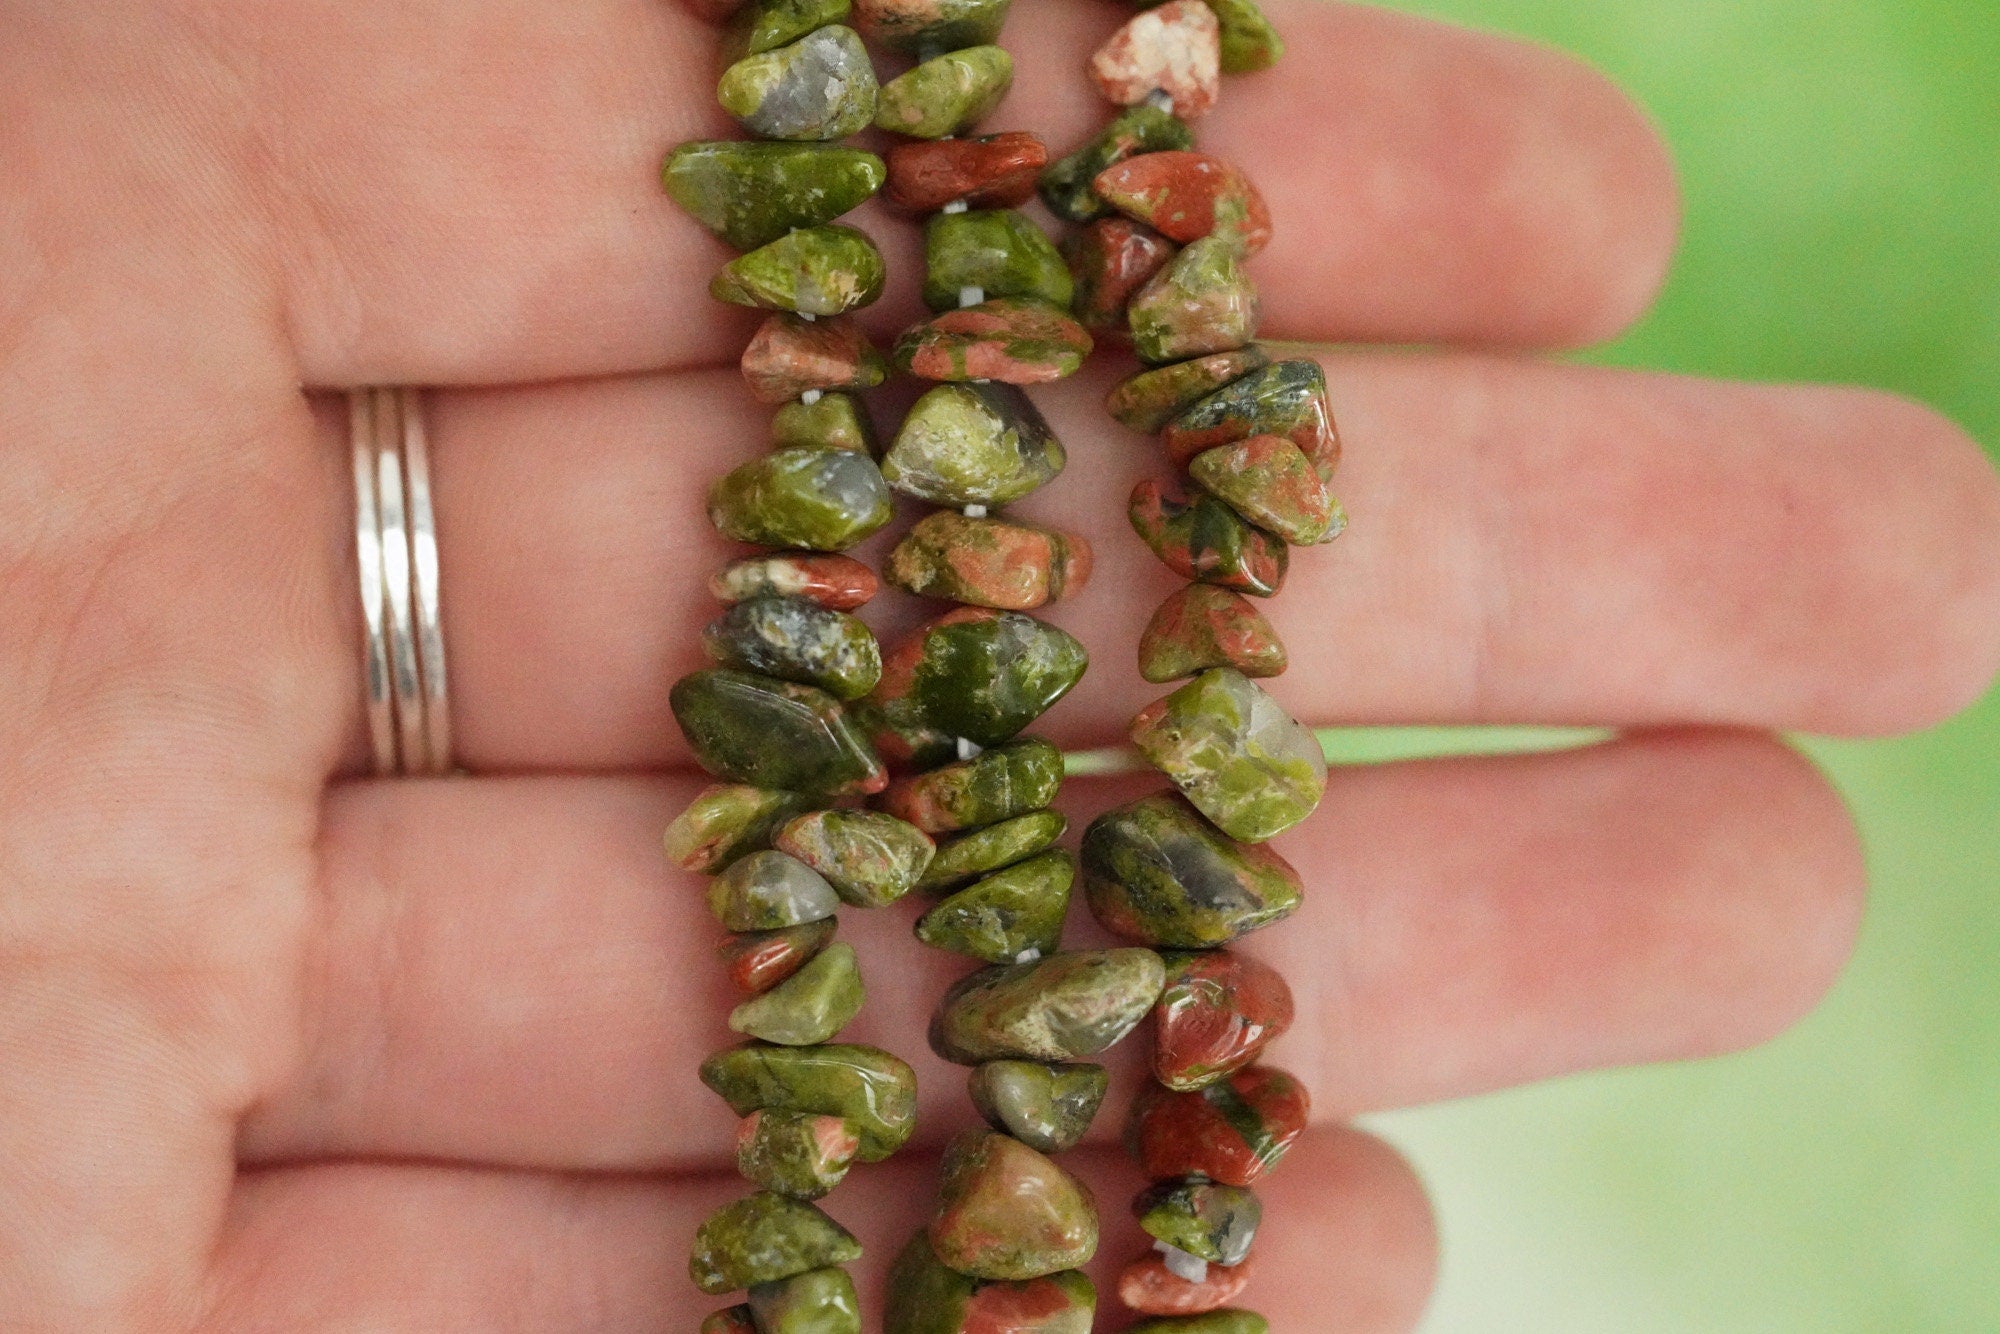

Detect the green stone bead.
[
  {"left": 776, "top": 808, "right": 937, "bottom": 907},
  {"left": 1106, "top": 346, "right": 1270, "bottom": 434},
  {"left": 968, "top": 1059, "right": 1109, "bottom": 1153},
  {"left": 704, "top": 596, "right": 882, "bottom": 702},
  {"left": 875, "top": 46, "right": 1014, "bottom": 140},
  {"left": 894, "top": 298, "right": 1094, "bottom": 384},
  {"left": 718, "top": 26, "right": 878, "bottom": 141},
  {"left": 884, "top": 1232, "right": 1096, "bottom": 1334},
  {"left": 707, "top": 446, "right": 893, "bottom": 551},
  {"left": 672, "top": 670, "right": 887, "bottom": 797},
  {"left": 712, "top": 225, "right": 888, "bottom": 315},
  {"left": 886, "top": 511, "right": 1092, "bottom": 610},
  {"left": 1133, "top": 1178, "right": 1261, "bottom": 1266},
  {"left": 930, "top": 948, "right": 1166, "bottom": 1064},
  {"left": 1189, "top": 436, "right": 1343, "bottom": 546},
  {"left": 929, "top": 1130, "right": 1099, "bottom": 1280},
  {"left": 1127, "top": 1314, "right": 1269, "bottom": 1334},
  {"left": 880, "top": 737, "right": 1064, "bottom": 834},
  {"left": 1128, "top": 236, "right": 1259, "bottom": 365},
  {"left": 919, "top": 809, "right": 1068, "bottom": 891},
  {"left": 703, "top": 1042, "right": 919, "bottom": 1161},
  {"left": 1038, "top": 104, "right": 1193, "bottom": 222},
  {"left": 862, "top": 608, "right": 1088, "bottom": 759},
  {"left": 737, "top": 1110, "right": 860, "bottom": 1199},
  {"left": 1206, "top": 0, "right": 1284, "bottom": 72},
  {"left": 1129, "top": 477, "right": 1289, "bottom": 598},
  {"left": 726, "top": 0, "right": 850, "bottom": 59},
  {"left": 922, "top": 209, "right": 1074, "bottom": 312},
  {"left": 748, "top": 1266, "right": 862, "bottom": 1334},
  {"left": 854, "top": 0, "right": 1013, "bottom": 55},
  {"left": 884, "top": 382, "right": 1065, "bottom": 507},
  {"left": 1162, "top": 358, "right": 1341, "bottom": 482},
  {"left": 708, "top": 850, "right": 842, "bottom": 930},
  {"left": 772, "top": 392, "right": 878, "bottom": 454},
  {"left": 666, "top": 784, "right": 817, "bottom": 874},
  {"left": 1080, "top": 792, "right": 1303, "bottom": 946},
  {"left": 915, "top": 848, "right": 1073, "bottom": 963},
  {"left": 703, "top": 1305, "right": 759, "bottom": 1334},
  {"left": 730, "top": 940, "right": 865, "bottom": 1044},
  {"left": 692, "top": 1191, "right": 863, "bottom": 1294},
  {"left": 1137, "top": 582, "right": 1287, "bottom": 684},
  {"left": 666, "top": 142, "right": 886, "bottom": 252},
  {"left": 1130, "top": 668, "right": 1327, "bottom": 842}
]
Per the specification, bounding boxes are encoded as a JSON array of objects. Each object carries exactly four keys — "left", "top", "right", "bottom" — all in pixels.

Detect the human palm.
[{"left": 4, "top": 0, "right": 1997, "bottom": 1328}]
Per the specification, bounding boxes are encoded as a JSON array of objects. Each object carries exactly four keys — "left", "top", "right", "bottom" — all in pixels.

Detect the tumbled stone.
[
  {"left": 924, "top": 209, "right": 1072, "bottom": 312},
  {"left": 667, "top": 783, "right": 817, "bottom": 874},
  {"left": 1130, "top": 668, "right": 1326, "bottom": 842},
  {"left": 931, "top": 949, "right": 1166, "bottom": 1064},
  {"left": 861, "top": 608, "right": 1088, "bottom": 760},
  {"left": 1106, "top": 347, "right": 1270, "bottom": 433},
  {"left": 712, "top": 552, "right": 879, "bottom": 610},
  {"left": 915, "top": 849, "right": 1073, "bottom": 963},
  {"left": 749, "top": 1266, "right": 862, "bottom": 1333},
  {"left": 968, "top": 1060, "right": 1109, "bottom": 1153},
  {"left": 876, "top": 46, "right": 1014, "bottom": 139},
  {"left": 1118, "top": 1252, "right": 1254, "bottom": 1316},
  {"left": 1068, "top": 217, "right": 1177, "bottom": 339},
  {"left": 1162, "top": 359, "right": 1340, "bottom": 481},
  {"left": 1080, "top": 792, "right": 1303, "bottom": 947},
  {"left": 1040, "top": 104, "right": 1193, "bottom": 222},
  {"left": 884, "top": 382, "right": 1064, "bottom": 507},
  {"left": 887, "top": 511, "right": 1092, "bottom": 610},
  {"left": 1129, "top": 477, "right": 1288, "bottom": 597},
  {"left": 1129, "top": 1065, "right": 1309, "bottom": 1186},
  {"left": 742, "top": 314, "right": 888, "bottom": 404},
  {"left": 777, "top": 808, "right": 936, "bottom": 907},
  {"left": 1138, "top": 584, "right": 1286, "bottom": 683},
  {"left": 1134, "top": 1178, "right": 1261, "bottom": 1266},
  {"left": 929, "top": 1131, "right": 1099, "bottom": 1280},
  {"left": 719, "top": 918, "right": 840, "bottom": 994},
  {"left": 879, "top": 737, "right": 1064, "bottom": 833},
  {"left": 1128, "top": 1314, "right": 1269, "bottom": 1334},
  {"left": 1089, "top": 0, "right": 1221, "bottom": 118},
  {"left": 703, "top": 1042, "right": 919, "bottom": 1161},
  {"left": 718, "top": 25, "right": 878, "bottom": 141},
  {"left": 703, "top": 1304, "right": 759, "bottom": 1334},
  {"left": 708, "top": 849, "right": 842, "bottom": 931},
  {"left": 1093, "top": 152, "right": 1272, "bottom": 255},
  {"left": 1188, "top": 435, "right": 1341, "bottom": 545},
  {"left": 737, "top": 1110, "right": 861, "bottom": 1199},
  {"left": 1128, "top": 236, "right": 1258, "bottom": 365},
  {"left": 707, "top": 446, "right": 893, "bottom": 551},
  {"left": 712, "top": 225, "right": 887, "bottom": 315},
  {"left": 1153, "top": 949, "right": 1294, "bottom": 1091},
  {"left": 885, "top": 1232, "right": 1097, "bottom": 1334},
  {"left": 887, "top": 132, "right": 1047, "bottom": 211},
  {"left": 673, "top": 670, "right": 888, "bottom": 796},
  {"left": 665, "top": 142, "right": 885, "bottom": 252},
  {"left": 1206, "top": 0, "right": 1285, "bottom": 71},
  {"left": 704, "top": 596, "right": 882, "bottom": 701},
  {"left": 853, "top": 0, "right": 1012, "bottom": 54},
  {"left": 770, "top": 392, "right": 879, "bottom": 455},
  {"left": 729, "top": 940, "right": 865, "bottom": 1044},
  {"left": 919, "top": 809, "right": 1069, "bottom": 891},
  {"left": 691, "top": 1191, "right": 862, "bottom": 1294},
  {"left": 724, "top": 0, "right": 849, "bottom": 59},
  {"left": 895, "top": 298, "right": 1093, "bottom": 383}
]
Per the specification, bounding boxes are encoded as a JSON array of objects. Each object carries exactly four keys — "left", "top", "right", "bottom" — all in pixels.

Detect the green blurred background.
[{"left": 1345, "top": 1, "right": 2000, "bottom": 1329}]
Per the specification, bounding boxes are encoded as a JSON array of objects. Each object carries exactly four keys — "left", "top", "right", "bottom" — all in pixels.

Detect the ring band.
[{"left": 350, "top": 386, "right": 453, "bottom": 775}]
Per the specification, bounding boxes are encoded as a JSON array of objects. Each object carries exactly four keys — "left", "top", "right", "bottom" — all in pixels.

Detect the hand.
[{"left": 3, "top": 0, "right": 1996, "bottom": 1327}]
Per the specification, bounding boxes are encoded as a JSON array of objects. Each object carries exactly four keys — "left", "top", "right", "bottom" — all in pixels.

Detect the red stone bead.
[
  {"left": 1128, "top": 476, "right": 1289, "bottom": 598},
  {"left": 716, "top": 918, "right": 837, "bottom": 994},
  {"left": 1067, "top": 218, "right": 1178, "bottom": 339},
  {"left": 1152, "top": 949, "right": 1295, "bottom": 1090},
  {"left": 1160, "top": 361, "right": 1342, "bottom": 483},
  {"left": 1092, "top": 152, "right": 1273, "bottom": 255},
  {"left": 886, "top": 132, "right": 1048, "bottom": 212},
  {"left": 1089, "top": 0, "right": 1223, "bottom": 119},
  {"left": 740, "top": 313, "right": 887, "bottom": 404},
  {"left": 962, "top": 1274, "right": 1097, "bottom": 1329},
  {"left": 896, "top": 298, "right": 1094, "bottom": 384},
  {"left": 1130, "top": 1065, "right": 1309, "bottom": 1186},
  {"left": 699, "top": 1304, "right": 758, "bottom": 1334},
  {"left": 887, "top": 511, "right": 1093, "bottom": 610},
  {"left": 1117, "top": 1251, "right": 1255, "bottom": 1315},
  {"left": 1137, "top": 583, "right": 1286, "bottom": 684},
  {"left": 709, "top": 552, "right": 880, "bottom": 611}
]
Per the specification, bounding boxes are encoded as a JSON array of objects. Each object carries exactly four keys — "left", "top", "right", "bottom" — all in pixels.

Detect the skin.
[{"left": 1, "top": 0, "right": 1998, "bottom": 1329}]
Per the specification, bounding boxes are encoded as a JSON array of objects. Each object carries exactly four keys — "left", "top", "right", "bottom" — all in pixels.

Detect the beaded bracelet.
[{"left": 663, "top": 0, "right": 1314, "bottom": 1326}]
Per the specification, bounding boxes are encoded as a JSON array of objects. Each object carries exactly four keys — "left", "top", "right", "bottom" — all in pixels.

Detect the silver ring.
[{"left": 351, "top": 386, "right": 453, "bottom": 775}]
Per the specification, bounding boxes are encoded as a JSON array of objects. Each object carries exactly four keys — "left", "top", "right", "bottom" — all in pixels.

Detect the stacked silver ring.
[{"left": 351, "top": 387, "right": 453, "bottom": 775}]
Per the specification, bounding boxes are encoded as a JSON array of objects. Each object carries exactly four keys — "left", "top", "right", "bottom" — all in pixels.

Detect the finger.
[
  {"left": 344, "top": 351, "right": 2000, "bottom": 772},
  {"left": 206, "top": 1130, "right": 1432, "bottom": 1331},
  {"left": 242, "top": 730, "right": 1860, "bottom": 1171},
  {"left": 116, "top": 0, "right": 1681, "bottom": 386}
]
